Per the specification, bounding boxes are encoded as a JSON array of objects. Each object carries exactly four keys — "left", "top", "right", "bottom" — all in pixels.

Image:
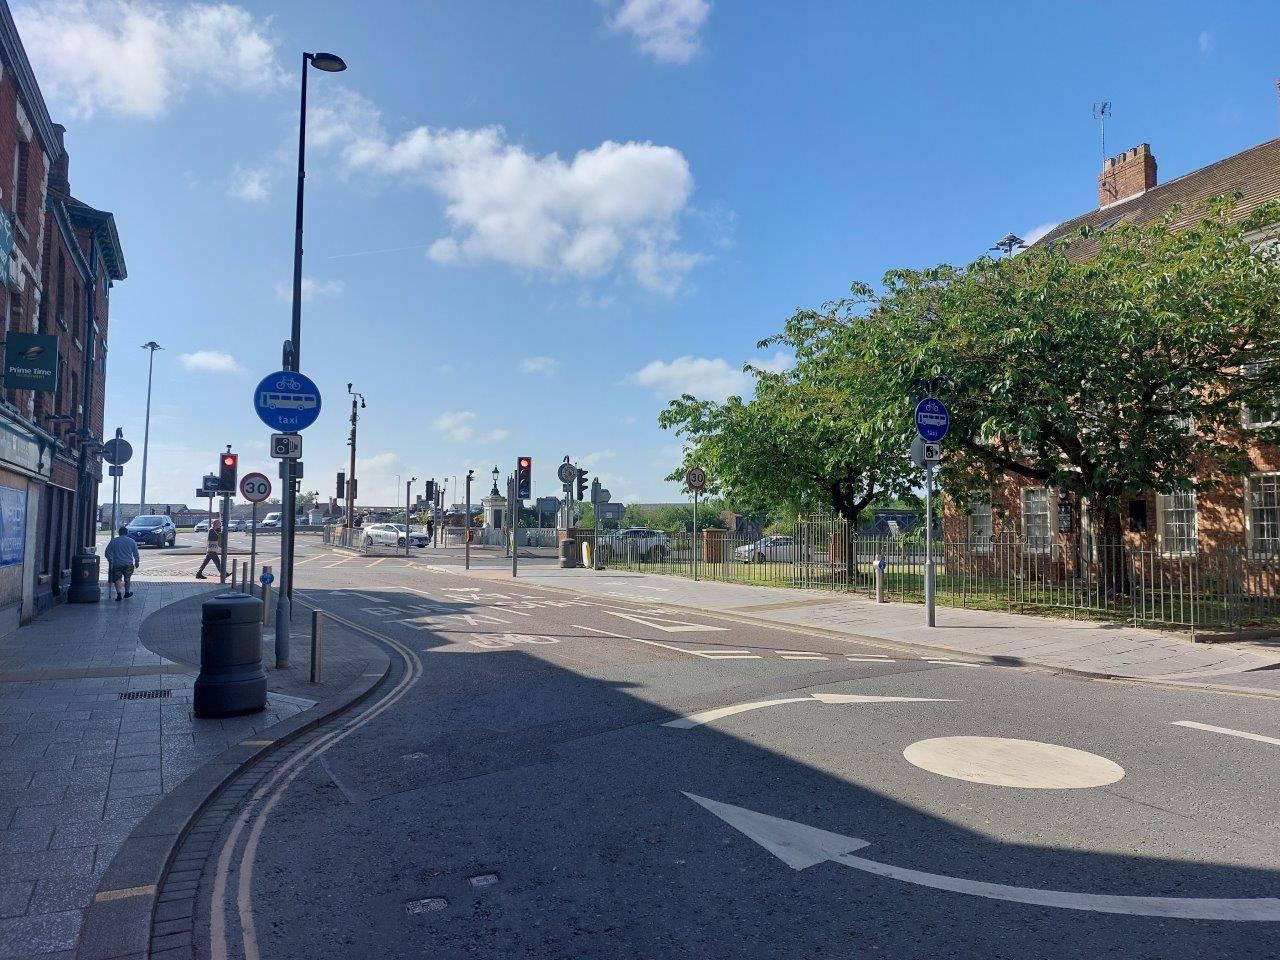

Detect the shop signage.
[{"left": 4, "top": 333, "right": 58, "bottom": 393}]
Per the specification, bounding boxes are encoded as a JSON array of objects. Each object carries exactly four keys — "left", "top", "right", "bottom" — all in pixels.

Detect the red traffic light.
[
  {"left": 222, "top": 455, "right": 237, "bottom": 467},
  {"left": 518, "top": 457, "right": 531, "bottom": 469}
]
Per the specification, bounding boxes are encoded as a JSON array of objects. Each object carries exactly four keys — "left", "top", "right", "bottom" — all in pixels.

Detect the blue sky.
[{"left": 15, "top": 0, "right": 1280, "bottom": 508}]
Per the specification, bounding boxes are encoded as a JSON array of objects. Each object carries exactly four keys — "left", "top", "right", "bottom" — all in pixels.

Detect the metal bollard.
[
  {"left": 875, "top": 554, "right": 887, "bottom": 603},
  {"left": 230, "top": 559, "right": 238, "bottom": 590},
  {"left": 260, "top": 565, "right": 273, "bottom": 625},
  {"left": 310, "top": 610, "right": 323, "bottom": 683}
]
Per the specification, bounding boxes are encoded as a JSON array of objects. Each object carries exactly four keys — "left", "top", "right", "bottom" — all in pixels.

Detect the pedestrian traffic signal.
[
  {"left": 575, "top": 467, "right": 588, "bottom": 502},
  {"left": 218, "top": 452, "right": 238, "bottom": 493},
  {"left": 424, "top": 479, "right": 436, "bottom": 502},
  {"left": 336, "top": 471, "right": 346, "bottom": 501},
  {"left": 516, "top": 456, "right": 532, "bottom": 499}
]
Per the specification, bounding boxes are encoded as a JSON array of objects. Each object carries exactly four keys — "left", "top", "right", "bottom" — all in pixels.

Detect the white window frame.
[
  {"left": 967, "top": 501, "right": 993, "bottom": 554},
  {"left": 1156, "top": 490, "right": 1197, "bottom": 557},
  {"left": 1242, "top": 361, "right": 1280, "bottom": 429},
  {"left": 1020, "top": 487, "right": 1052, "bottom": 554},
  {"left": 1246, "top": 472, "right": 1280, "bottom": 558}
]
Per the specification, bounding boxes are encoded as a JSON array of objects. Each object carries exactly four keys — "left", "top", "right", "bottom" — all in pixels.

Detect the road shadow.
[{"left": 240, "top": 581, "right": 1280, "bottom": 960}]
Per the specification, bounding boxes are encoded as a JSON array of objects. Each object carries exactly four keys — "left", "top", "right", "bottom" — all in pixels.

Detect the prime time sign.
[{"left": 4, "top": 333, "right": 57, "bottom": 392}]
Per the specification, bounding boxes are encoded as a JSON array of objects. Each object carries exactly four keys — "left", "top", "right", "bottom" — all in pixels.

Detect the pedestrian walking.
[
  {"left": 104, "top": 526, "right": 140, "bottom": 601},
  {"left": 196, "top": 518, "right": 223, "bottom": 579}
]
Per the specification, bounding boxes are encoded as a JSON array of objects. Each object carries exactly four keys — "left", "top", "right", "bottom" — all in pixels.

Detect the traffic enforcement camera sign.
[{"left": 270, "top": 433, "right": 302, "bottom": 459}]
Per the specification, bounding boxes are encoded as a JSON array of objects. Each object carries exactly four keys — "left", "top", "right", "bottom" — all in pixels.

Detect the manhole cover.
[{"left": 405, "top": 898, "right": 447, "bottom": 915}]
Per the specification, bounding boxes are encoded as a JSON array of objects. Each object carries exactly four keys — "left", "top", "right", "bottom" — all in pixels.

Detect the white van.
[{"left": 260, "top": 512, "right": 282, "bottom": 528}]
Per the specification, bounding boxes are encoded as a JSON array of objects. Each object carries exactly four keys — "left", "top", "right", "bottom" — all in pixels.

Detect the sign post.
[
  {"left": 254, "top": 369, "right": 322, "bottom": 670},
  {"left": 102, "top": 431, "right": 132, "bottom": 534},
  {"left": 914, "top": 398, "right": 950, "bottom": 628},
  {"left": 240, "top": 472, "right": 271, "bottom": 598},
  {"left": 686, "top": 467, "right": 707, "bottom": 582}
]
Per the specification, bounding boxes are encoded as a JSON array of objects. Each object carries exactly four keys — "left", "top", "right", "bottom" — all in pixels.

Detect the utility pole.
[
  {"left": 346, "top": 384, "right": 363, "bottom": 531},
  {"left": 405, "top": 476, "right": 415, "bottom": 557},
  {"left": 464, "top": 469, "right": 473, "bottom": 570},
  {"left": 509, "top": 472, "right": 518, "bottom": 578},
  {"left": 138, "top": 341, "right": 162, "bottom": 516}
]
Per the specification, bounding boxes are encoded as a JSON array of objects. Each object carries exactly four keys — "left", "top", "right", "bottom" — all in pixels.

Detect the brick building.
[
  {"left": 0, "top": 2, "right": 125, "bottom": 630},
  {"left": 947, "top": 134, "right": 1280, "bottom": 562}
]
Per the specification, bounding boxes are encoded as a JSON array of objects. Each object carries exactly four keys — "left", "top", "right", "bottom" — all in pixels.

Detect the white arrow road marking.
[
  {"left": 664, "top": 694, "right": 954, "bottom": 728},
  {"left": 684, "top": 794, "right": 1280, "bottom": 921},
  {"left": 1172, "top": 721, "right": 1280, "bottom": 748},
  {"left": 600, "top": 609, "right": 728, "bottom": 633},
  {"left": 573, "top": 625, "right": 631, "bottom": 638}
]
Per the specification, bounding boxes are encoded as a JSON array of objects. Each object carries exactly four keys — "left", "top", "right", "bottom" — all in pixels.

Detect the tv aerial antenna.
[{"left": 1092, "top": 101, "right": 1111, "bottom": 165}]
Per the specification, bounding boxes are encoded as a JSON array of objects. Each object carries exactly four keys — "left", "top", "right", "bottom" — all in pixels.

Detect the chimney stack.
[
  {"left": 1098, "top": 143, "right": 1156, "bottom": 207},
  {"left": 48, "top": 123, "right": 69, "bottom": 195}
]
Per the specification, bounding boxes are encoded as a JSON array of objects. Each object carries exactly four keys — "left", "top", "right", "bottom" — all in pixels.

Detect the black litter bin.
[
  {"left": 194, "top": 592, "right": 266, "bottom": 718},
  {"left": 67, "top": 552, "right": 101, "bottom": 604}
]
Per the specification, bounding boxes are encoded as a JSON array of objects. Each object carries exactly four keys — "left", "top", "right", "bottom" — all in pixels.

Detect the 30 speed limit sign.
[
  {"left": 685, "top": 467, "right": 707, "bottom": 492},
  {"left": 239, "top": 472, "right": 271, "bottom": 503}
]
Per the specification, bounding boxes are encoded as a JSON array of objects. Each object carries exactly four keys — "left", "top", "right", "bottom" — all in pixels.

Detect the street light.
[
  {"left": 345, "top": 383, "right": 365, "bottom": 531},
  {"left": 491, "top": 465, "right": 500, "bottom": 496},
  {"left": 138, "top": 341, "right": 162, "bottom": 515},
  {"left": 277, "top": 49, "right": 347, "bottom": 668}
]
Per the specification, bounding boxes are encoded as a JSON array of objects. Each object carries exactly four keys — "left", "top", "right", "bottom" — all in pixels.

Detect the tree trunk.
[{"left": 1094, "top": 500, "right": 1130, "bottom": 599}]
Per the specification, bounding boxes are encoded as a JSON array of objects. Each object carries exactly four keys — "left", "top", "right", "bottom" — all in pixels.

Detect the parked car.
[
  {"left": 125, "top": 514, "right": 176, "bottom": 548},
  {"left": 193, "top": 519, "right": 211, "bottom": 533},
  {"left": 734, "top": 535, "right": 813, "bottom": 563},
  {"left": 362, "top": 522, "right": 408, "bottom": 547},
  {"left": 228, "top": 519, "right": 248, "bottom": 532},
  {"left": 260, "top": 512, "right": 282, "bottom": 528},
  {"left": 597, "top": 528, "right": 670, "bottom": 562}
]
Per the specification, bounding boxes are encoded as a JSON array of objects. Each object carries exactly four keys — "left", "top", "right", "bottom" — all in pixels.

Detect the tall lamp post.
[
  {"left": 345, "top": 383, "right": 364, "bottom": 533},
  {"left": 277, "top": 49, "right": 347, "bottom": 668},
  {"left": 138, "top": 341, "right": 162, "bottom": 516}
]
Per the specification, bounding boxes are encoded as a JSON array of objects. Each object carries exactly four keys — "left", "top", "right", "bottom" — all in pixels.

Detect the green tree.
[
  {"left": 658, "top": 356, "right": 915, "bottom": 528},
  {"left": 855, "top": 198, "right": 1280, "bottom": 549}
]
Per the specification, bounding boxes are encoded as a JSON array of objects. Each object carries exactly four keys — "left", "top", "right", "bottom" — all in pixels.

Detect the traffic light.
[
  {"left": 336, "top": 470, "right": 346, "bottom": 501},
  {"left": 575, "top": 467, "right": 588, "bottom": 502},
  {"left": 218, "top": 452, "right": 238, "bottom": 493},
  {"left": 424, "top": 479, "right": 436, "bottom": 502},
  {"left": 516, "top": 456, "right": 532, "bottom": 499}
]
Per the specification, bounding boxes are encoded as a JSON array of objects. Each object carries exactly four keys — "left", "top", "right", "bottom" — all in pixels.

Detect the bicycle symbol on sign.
[{"left": 275, "top": 376, "right": 302, "bottom": 391}]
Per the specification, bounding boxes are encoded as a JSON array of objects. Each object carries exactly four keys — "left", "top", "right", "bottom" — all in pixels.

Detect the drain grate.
[{"left": 118, "top": 689, "right": 172, "bottom": 700}]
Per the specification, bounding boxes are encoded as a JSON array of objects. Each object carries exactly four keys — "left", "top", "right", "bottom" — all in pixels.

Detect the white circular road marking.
[{"left": 903, "top": 736, "right": 1124, "bottom": 789}]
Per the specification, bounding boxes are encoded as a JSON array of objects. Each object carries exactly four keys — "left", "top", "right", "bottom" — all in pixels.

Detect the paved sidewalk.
[
  {"left": 0, "top": 579, "right": 381, "bottom": 959},
  {"left": 490, "top": 565, "right": 1280, "bottom": 688}
]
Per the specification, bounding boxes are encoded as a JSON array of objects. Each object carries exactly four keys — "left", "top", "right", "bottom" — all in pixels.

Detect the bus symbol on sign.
[
  {"left": 914, "top": 397, "right": 950, "bottom": 443},
  {"left": 253, "top": 371, "right": 322, "bottom": 431}
]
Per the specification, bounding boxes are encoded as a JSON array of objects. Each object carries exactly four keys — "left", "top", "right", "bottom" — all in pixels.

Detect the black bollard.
[{"left": 194, "top": 593, "right": 266, "bottom": 718}]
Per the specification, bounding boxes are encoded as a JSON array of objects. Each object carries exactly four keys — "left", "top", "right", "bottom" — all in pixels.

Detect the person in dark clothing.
[{"left": 196, "top": 519, "right": 223, "bottom": 579}]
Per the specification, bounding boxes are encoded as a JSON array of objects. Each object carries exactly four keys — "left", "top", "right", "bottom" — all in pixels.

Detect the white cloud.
[
  {"left": 1198, "top": 30, "right": 1213, "bottom": 56},
  {"left": 484, "top": 428, "right": 510, "bottom": 442},
  {"left": 13, "top": 0, "right": 284, "bottom": 119},
  {"left": 227, "top": 163, "right": 269, "bottom": 202},
  {"left": 631, "top": 350, "right": 791, "bottom": 402},
  {"left": 434, "top": 411, "right": 476, "bottom": 442},
  {"left": 275, "top": 277, "right": 345, "bottom": 302},
  {"left": 609, "top": 0, "right": 711, "bottom": 64},
  {"left": 178, "top": 350, "right": 243, "bottom": 374},
  {"left": 580, "top": 450, "right": 615, "bottom": 468},
  {"left": 313, "top": 89, "right": 702, "bottom": 294},
  {"left": 356, "top": 452, "right": 398, "bottom": 473},
  {"left": 632, "top": 355, "right": 749, "bottom": 402},
  {"left": 520, "top": 356, "right": 559, "bottom": 376}
]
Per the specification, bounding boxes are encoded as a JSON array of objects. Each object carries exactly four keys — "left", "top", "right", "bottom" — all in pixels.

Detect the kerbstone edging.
[
  {"left": 74, "top": 648, "right": 392, "bottom": 960},
  {"left": 472, "top": 569, "right": 1280, "bottom": 701}
]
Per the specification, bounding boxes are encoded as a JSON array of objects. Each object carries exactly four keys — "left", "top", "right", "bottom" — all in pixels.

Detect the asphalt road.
[{"left": 181, "top": 540, "right": 1280, "bottom": 959}]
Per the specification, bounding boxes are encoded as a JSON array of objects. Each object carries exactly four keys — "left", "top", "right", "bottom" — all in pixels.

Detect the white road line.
[
  {"left": 780, "top": 655, "right": 828, "bottom": 661},
  {"left": 846, "top": 657, "right": 896, "bottom": 663},
  {"left": 350, "top": 592, "right": 384, "bottom": 603},
  {"left": 665, "top": 698, "right": 814, "bottom": 728},
  {"left": 572, "top": 624, "right": 631, "bottom": 638},
  {"left": 600, "top": 609, "right": 729, "bottom": 633},
  {"left": 632, "top": 638, "right": 762, "bottom": 660},
  {"left": 1172, "top": 720, "right": 1280, "bottom": 748}
]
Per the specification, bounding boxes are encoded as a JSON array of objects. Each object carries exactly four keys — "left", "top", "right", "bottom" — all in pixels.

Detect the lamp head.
[{"left": 309, "top": 51, "right": 347, "bottom": 72}]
